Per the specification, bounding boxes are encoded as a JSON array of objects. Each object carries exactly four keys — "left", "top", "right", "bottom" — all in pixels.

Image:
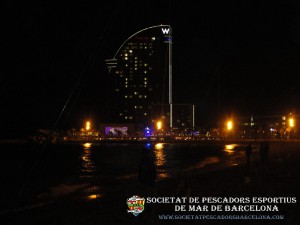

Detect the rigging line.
[
  {"left": 18, "top": 0, "right": 125, "bottom": 198},
  {"left": 62, "top": 0, "right": 126, "bottom": 128},
  {"left": 203, "top": 69, "right": 217, "bottom": 106},
  {"left": 168, "top": 0, "right": 172, "bottom": 25}
]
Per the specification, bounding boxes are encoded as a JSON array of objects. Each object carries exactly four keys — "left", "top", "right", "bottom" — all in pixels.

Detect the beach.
[{"left": 0, "top": 141, "right": 299, "bottom": 225}]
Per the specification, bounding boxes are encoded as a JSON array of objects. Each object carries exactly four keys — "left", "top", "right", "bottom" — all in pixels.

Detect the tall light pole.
[{"left": 166, "top": 26, "right": 173, "bottom": 130}]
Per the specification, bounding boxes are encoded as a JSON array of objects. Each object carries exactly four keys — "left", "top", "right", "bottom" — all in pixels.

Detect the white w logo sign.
[{"left": 161, "top": 28, "right": 170, "bottom": 35}]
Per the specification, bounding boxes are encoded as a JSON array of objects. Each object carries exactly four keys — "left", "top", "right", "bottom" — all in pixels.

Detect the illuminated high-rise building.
[{"left": 106, "top": 25, "right": 173, "bottom": 128}]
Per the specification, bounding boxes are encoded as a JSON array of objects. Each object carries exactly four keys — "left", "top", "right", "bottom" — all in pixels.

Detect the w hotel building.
[
  {"left": 106, "top": 25, "right": 173, "bottom": 128},
  {"left": 105, "top": 25, "right": 195, "bottom": 131}
]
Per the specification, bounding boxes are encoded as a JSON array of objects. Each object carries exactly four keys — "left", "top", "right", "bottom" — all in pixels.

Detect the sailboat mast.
[{"left": 169, "top": 26, "right": 173, "bottom": 129}]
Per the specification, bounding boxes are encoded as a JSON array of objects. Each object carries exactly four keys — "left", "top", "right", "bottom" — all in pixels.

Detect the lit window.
[
  {"left": 115, "top": 89, "right": 119, "bottom": 92},
  {"left": 125, "top": 96, "right": 128, "bottom": 98},
  {"left": 129, "top": 116, "right": 133, "bottom": 120},
  {"left": 144, "top": 113, "right": 147, "bottom": 116},
  {"left": 144, "top": 82, "right": 147, "bottom": 85},
  {"left": 144, "top": 95, "right": 147, "bottom": 98},
  {"left": 144, "top": 78, "right": 147, "bottom": 80},
  {"left": 151, "top": 37, "right": 155, "bottom": 41},
  {"left": 125, "top": 116, "right": 128, "bottom": 119},
  {"left": 144, "top": 63, "right": 148, "bottom": 67},
  {"left": 135, "top": 67, "right": 137, "bottom": 70},
  {"left": 135, "top": 106, "right": 137, "bottom": 109},
  {"left": 144, "top": 71, "right": 148, "bottom": 74},
  {"left": 125, "top": 53, "right": 128, "bottom": 56},
  {"left": 125, "top": 78, "right": 128, "bottom": 80},
  {"left": 125, "top": 57, "right": 128, "bottom": 60},
  {"left": 139, "top": 95, "right": 142, "bottom": 98},
  {"left": 134, "top": 92, "right": 138, "bottom": 95},
  {"left": 129, "top": 50, "right": 132, "bottom": 53}
]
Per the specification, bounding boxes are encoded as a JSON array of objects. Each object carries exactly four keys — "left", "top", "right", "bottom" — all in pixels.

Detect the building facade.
[{"left": 106, "top": 25, "right": 172, "bottom": 128}]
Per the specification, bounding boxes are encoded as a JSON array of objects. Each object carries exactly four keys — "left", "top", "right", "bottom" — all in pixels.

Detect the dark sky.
[{"left": 2, "top": 0, "right": 300, "bottom": 137}]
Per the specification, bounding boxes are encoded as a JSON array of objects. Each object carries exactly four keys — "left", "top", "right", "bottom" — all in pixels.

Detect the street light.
[
  {"left": 286, "top": 113, "right": 295, "bottom": 139},
  {"left": 289, "top": 118, "right": 295, "bottom": 128},
  {"left": 86, "top": 121, "right": 91, "bottom": 131},
  {"left": 226, "top": 120, "right": 234, "bottom": 141},
  {"left": 227, "top": 120, "right": 233, "bottom": 131},
  {"left": 156, "top": 121, "right": 162, "bottom": 130}
]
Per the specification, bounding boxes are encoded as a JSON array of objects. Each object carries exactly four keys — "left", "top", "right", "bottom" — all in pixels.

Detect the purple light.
[{"left": 144, "top": 127, "right": 153, "bottom": 137}]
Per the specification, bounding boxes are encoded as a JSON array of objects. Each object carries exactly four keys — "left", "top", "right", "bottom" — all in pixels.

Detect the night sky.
[{"left": 2, "top": 0, "right": 300, "bottom": 137}]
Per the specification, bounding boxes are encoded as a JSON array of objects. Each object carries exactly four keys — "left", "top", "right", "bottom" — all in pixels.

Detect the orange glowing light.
[
  {"left": 289, "top": 118, "right": 295, "bottom": 128},
  {"left": 227, "top": 121, "right": 233, "bottom": 130},
  {"left": 156, "top": 121, "right": 162, "bottom": 130},
  {"left": 86, "top": 121, "right": 91, "bottom": 131}
]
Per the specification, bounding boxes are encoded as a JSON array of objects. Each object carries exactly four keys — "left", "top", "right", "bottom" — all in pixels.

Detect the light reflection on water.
[
  {"left": 81, "top": 143, "right": 96, "bottom": 176},
  {"left": 153, "top": 143, "right": 169, "bottom": 179},
  {"left": 87, "top": 194, "right": 102, "bottom": 200},
  {"left": 154, "top": 143, "right": 166, "bottom": 167},
  {"left": 81, "top": 143, "right": 104, "bottom": 200},
  {"left": 223, "top": 144, "right": 245, "bottom": 167},
  {"left": 224, "top": 144, "right": 238, "bottom": 154},
  {"left": 83, "top": 143, "right": 92, "bottom": 148}
]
